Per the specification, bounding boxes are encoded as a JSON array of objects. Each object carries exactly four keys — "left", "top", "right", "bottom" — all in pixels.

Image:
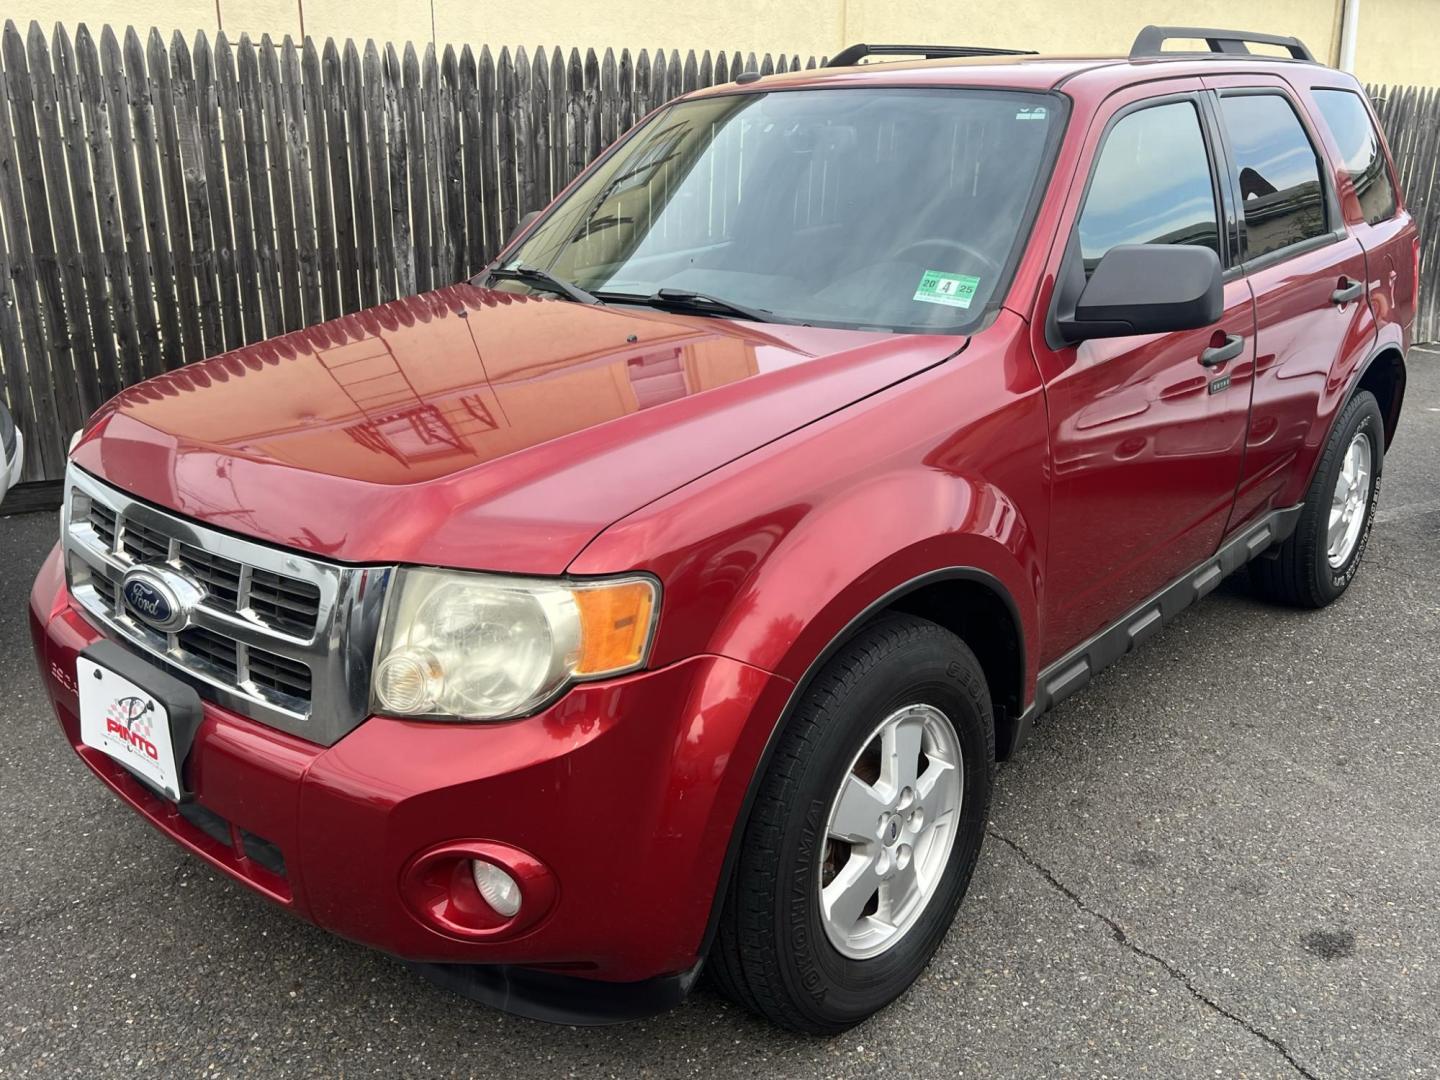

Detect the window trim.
[
  {"left": 1309, "top": 85, "right": 1400, "bottom": 227},
  {"left": 1212, "top": 87, "right": 1345, "bottom": 272},
  {"left": 1071, "top": 91, "right": 1233, "bottom": 273},
  {"left": 1196, "top": 90, "right": 1244, "bottom": 281}
]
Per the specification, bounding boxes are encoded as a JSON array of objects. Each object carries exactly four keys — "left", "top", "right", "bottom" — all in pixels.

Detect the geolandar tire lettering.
[
  {"left": 1251, "top": 389, "right": 1385, "bottom": 608},
  {"left": 707, "top": 614, "right": 995, "bottom": 1034}
]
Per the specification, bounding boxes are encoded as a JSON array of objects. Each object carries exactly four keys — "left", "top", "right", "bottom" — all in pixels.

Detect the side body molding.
[{"left": 1013, "top": 504, "right": 1303, "bottom": 750}]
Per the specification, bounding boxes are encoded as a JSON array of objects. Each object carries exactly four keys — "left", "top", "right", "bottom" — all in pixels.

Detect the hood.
[{"left": 75, "top": 284, "right": 955, "bottom": 573}]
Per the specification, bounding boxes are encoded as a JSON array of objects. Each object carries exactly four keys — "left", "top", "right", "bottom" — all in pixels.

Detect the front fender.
[
  {"left": 701, "top": 469, "right": 1039, "bottom": 690},
  {"left": 571, "top": 323, "right": 1048, "bottom": 701}
]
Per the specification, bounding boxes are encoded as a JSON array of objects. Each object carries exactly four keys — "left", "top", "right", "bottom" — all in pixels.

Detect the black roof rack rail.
[
  {"left": 1129, "top": 25, "right": 1316, "bottom": 62},
  {"left": 826, "top": 43, "right": 1036, "bottom": 68}
]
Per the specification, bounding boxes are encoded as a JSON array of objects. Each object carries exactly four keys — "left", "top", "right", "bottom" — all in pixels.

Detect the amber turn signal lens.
[{"left": 571, "top": 580, "right": 657, "bottom": 676}]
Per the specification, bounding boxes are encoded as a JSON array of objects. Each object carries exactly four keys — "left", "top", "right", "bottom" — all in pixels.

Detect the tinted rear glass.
[
  {"left": 1220, "top": 94, "right": 1328, "bottom": 261},
  {"left": 1313, "top": 89, "right": 1397, "bottom": 226}
]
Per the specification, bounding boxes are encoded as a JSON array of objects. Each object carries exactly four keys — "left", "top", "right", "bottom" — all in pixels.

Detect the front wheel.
[
  {"left": 1251, "top": 389, "right": 1384, "bottom": 608},
  {"left": 707, "top": 614, "right": 994, "bottom": 1034}
]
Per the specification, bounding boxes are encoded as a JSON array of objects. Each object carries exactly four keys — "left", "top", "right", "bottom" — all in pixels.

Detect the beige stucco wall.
[
  {"left": 1353, "top": 0, "right": 1440, "bottom": 86},
  {"left": 11, "top": 0, "right": 1438, "bottom": 86}
]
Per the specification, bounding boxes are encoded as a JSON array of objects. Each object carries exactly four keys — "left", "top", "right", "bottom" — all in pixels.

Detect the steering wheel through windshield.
[{"left": 889, "top": 237, "right": 1003, "bottom": 280}]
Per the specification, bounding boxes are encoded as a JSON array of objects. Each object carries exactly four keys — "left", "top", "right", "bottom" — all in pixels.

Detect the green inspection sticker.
[{"left": 913, "top": 270, "right": 981, "bottom": 309}]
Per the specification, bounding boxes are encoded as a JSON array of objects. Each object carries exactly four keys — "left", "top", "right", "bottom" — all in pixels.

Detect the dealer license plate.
[{"left": 77, "top": 656, "right": 182, "bottom": 801}]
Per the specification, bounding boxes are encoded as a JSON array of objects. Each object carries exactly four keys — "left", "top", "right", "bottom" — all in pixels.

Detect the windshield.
[{"left": 500, "top": 87, "right": 1064, "bottom": 332}]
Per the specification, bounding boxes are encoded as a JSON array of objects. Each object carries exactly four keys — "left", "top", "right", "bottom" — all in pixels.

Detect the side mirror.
[
  {"left": 516, "top": 210, "right": 542, "bottom": 233},
  {"left": 1055, "top": 244, "right": 1223, "bottom": 344}
]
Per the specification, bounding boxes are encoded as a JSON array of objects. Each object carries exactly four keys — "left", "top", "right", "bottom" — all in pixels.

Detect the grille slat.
[
  {"left": 88, "top": 503, "right": 118, "bottom": 550},
  {"left": 247, "top": 651, "right": 312, "bottom": 699},
  {"left": 179, "top": 626, "right": 239, "bottom": 671},
  {"left": 121, "top": 520, "right": 171, "bottom": 563},
  {"left": 248, "top": 568, "right": 322, "bottom": 637},
  {"left": 178, "top": 624, "right": 312, "bottom": 704},
  {"left": 175, "top": 550, "right": 243, "bottom": 607}
]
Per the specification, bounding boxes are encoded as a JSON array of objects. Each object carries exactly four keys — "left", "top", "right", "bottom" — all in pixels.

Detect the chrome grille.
[
  {"left": 62, "top": 467, "right": 390, "bottom": 746},
  {"left": 248, "top": 569, "right": 322, "bottom": 638},
  {"left": 121, "top": 517, "right": 170, "bottom": 563},
  {"left": 88, "top": 502, "right": 118, "bottom": 549},
  {"left": 176, "top": 546, "right": 244, "bottom": 608}
]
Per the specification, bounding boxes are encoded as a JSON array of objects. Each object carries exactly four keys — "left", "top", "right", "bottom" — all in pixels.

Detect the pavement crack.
[{"left": 987, "top": 827, "right": 1320, "bottom": 1080}]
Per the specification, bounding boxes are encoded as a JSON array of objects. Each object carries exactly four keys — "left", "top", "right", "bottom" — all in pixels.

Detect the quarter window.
[
  {"left": 1313, "top": 89, "right": 1397, "bottom": 225},
  {"left": 1078, "top": 101, "right": 1221, "bottom": 274},
  {"left": 1219, "top": 94, "right": 1329, "bottom": 260}
]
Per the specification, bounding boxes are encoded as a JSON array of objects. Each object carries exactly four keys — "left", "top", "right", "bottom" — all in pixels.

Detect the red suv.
[{"left": 31, "top": 26, "right": 1416, "bottom": 1033}]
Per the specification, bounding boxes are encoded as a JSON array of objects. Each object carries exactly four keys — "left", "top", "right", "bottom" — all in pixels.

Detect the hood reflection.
[{"left": 105, "top": 284, "right": 797, "bottom": 485}]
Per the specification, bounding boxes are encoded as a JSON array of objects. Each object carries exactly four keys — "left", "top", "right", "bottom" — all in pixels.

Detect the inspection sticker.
[{"left": 913, "top": 270, "right": 981, "bottom": 309}]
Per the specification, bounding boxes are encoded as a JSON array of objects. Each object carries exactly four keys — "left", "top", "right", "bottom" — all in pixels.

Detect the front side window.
[
  {"left": 500, "top": 88, "right": 1063, "bottom": 332},
  {"left": 1313, "top": 88, "right": 1397, "bottom": 226},
  {"left": 1220, "top": 93, "right": 1329, "bottom": 260},
  {"left": 1077, "top": 100, "right": 1221, "bottom": 275}
]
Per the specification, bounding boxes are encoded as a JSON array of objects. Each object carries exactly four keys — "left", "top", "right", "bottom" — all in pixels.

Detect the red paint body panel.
[
  {"left": 33, "top": 53, "right": 1418, "bottom": 992},
  {"left": 1230, "top": 237, "right": 1375, "bottom": 524},
  {"left": 73, "top": 285, "right": 948, "bottom": 573}
]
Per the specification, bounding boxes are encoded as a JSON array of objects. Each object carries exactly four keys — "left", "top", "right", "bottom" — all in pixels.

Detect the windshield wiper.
[
  {"left": 595, "top": 287, "right": 775, "bottom": 323},
  {"left": 480, "top": 265, "right": 602, "bottom": 305}
]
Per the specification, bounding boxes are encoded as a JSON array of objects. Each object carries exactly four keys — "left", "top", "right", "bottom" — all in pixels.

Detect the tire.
[
  {"left": 707, "top": 614, "right": 994, "bottom": 1034},
  {"left": 1251, "top": 390, "right": 1384, "bottom": 608}
]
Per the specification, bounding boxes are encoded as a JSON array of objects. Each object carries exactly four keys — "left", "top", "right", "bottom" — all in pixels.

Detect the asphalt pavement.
[{"left": 2, "top": 349, "right": 1438, "bottom": 1079}]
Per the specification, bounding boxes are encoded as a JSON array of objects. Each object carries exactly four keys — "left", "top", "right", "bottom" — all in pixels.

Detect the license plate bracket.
[{"left": 77, "top": 641, "right": 205, "bottom": 802}]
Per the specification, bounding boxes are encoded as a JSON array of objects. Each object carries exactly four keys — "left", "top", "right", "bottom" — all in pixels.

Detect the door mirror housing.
[{"left": 1055, "top": 244, "right": 1223, "bottom": 344}]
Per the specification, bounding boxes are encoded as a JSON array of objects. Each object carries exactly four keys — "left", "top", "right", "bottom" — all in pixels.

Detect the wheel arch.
[
  {"left": 1355, "top": 344, "right": 1406, "bottom": 448},
  {"left": 1294, "top": 340, "right": 1408, "bottom": 503},
  {"left": 696, "top": 565, "right": 1027, "bottom": 960}
]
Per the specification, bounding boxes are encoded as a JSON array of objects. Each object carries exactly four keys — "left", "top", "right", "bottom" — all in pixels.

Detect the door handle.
[
  {"left": 1331, "top": 279, "right": 1364, "bottom": 305},
  {"left": 1199, "top": 334, "right": 1243, "bottom": 368}
]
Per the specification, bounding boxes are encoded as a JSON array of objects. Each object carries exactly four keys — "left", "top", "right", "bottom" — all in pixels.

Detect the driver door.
[{"left": 1031, "top": 85, "right": 1257, "bottom": 661}]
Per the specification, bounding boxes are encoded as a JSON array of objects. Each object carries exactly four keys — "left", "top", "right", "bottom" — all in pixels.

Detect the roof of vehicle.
[{"left": 687, "top": 30, "right": 1354, "bottom": 100}]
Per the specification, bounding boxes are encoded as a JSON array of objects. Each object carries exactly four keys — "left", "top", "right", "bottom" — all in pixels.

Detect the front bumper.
[{"left": 30, "top": 544, "right": 789, "bottom": 989}]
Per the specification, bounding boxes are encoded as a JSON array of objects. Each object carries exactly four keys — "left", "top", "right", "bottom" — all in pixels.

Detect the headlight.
[{"left": 371, "top": 568, "right": 659, "bottom": 721}]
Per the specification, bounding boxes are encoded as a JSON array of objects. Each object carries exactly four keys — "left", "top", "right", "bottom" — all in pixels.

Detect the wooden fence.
[
  {"left": 0, "top": 21, "right": 822, "bottom": 484},
  {"left": 0, "top": 22, "right": 1435, "bottom": 485},
  {"left": 1367, "top": 83, "right": 1440, "bottom": 345}
]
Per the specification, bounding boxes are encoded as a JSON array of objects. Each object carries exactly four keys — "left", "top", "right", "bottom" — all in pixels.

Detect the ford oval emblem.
[{"left": 121, "top": 565, "right": 203, "bottom": 633}]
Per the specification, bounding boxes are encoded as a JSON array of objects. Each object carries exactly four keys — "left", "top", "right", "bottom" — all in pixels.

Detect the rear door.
[
  {"left": 1305, "top": 81, "right": 1417, "bottom": 351},
  {"left": 1202, "top": 75, "right": 1377, "bottom": 533},
  {"left": 1031, "top": 83, "right": 1257, "bottom": 659}
]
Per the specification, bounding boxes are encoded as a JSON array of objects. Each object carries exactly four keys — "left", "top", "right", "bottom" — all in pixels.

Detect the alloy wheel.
[
  {"left": 1327, "top": 431, "right": 1372, "bottom": 569},
  {"left": 818, "top": 703, "right": 963, "bottom": 960}
]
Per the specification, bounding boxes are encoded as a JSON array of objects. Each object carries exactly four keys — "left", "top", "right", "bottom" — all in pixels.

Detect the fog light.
[
  {"left": 402, "top": 841, "right": 555, "bottom": 939},
  {"left": 471, "top": 859, "right": 522, "bottom": 917}
]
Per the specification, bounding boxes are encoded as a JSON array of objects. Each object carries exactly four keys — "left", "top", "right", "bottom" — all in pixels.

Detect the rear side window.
[
  {"left": 1077, "top": 101, "right": 1220, "bottom": 274},
  {"left": 1220, "top": 94, "right": 1328, "bottom": 261},
  {"left": 1313, "top": 89, "right": 1397, "bottom": 225}
]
